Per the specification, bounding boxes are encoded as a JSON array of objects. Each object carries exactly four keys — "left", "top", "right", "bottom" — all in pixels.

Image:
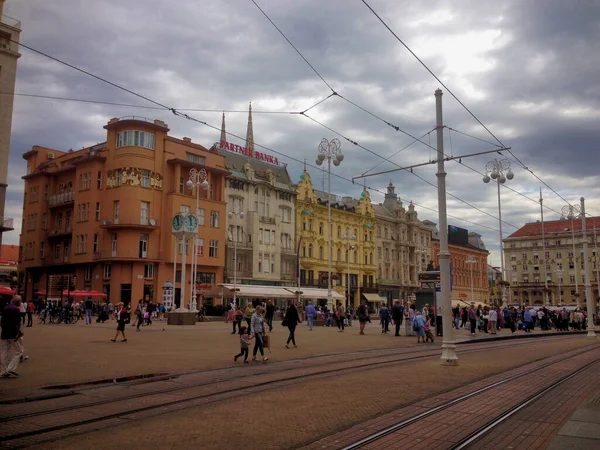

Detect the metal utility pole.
[
  {"left": 435, "top": 89, "right": 458, "bottom": 366},
  {"left": 540, "top": 188, "right": 549, "bottom": 305},
  {"left": 580, "top": 198, "right": 596, "bottom": 338}
]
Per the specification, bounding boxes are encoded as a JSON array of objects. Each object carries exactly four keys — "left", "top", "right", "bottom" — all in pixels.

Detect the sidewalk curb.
[{"left": 455, "top": 330, "right": 587, "bottom": 345}]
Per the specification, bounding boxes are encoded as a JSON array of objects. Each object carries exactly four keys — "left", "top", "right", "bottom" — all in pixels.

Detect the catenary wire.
[
  {"left": 12, "top": 40, "right": 504, "bottom": 235},
  {"left": 359, "top": 0, "right": 578, "bottom": 209}
]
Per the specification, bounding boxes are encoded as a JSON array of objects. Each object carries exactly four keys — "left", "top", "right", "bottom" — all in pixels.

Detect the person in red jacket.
[{"left": 26, "top": 300, "right": 35, "bottom": 327}]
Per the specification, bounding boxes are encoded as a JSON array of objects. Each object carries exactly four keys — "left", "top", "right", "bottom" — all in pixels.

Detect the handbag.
[{"left": 281, "top": 319, "right": 288, "bottom": 327}]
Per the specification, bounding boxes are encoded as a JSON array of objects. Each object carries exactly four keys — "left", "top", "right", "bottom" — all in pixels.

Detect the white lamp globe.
[
  {"left": 506, "top": 170, "right": 514, "bottom": 180},
  {"left": 336, "top": 152, "right": 344, "bottom": 162},
  {"left": 317, "top": 153, "right": 326, "bottom": 162},
  {"left": 483, "top": 175, "right": 490, "bottom": 183},
  {"left": 186, "top": 180, "right": 194, "bottom": 190}
]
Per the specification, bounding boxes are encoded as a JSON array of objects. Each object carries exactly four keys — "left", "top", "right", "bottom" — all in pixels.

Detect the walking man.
[
  {"left": 1, "top": 296, "right": 23, "bottom": 378},
  {"left": 265, "top": 299, "right": 275, "bottom": 332},
  {"left": 305, "top": 300, "right": 316, "bottom": 331},
  {"left": 391, "top": 300, "right": 404, "bottom": 336},
  {"left": 84, "top": 297, "right": 94, "bottom": 325}
]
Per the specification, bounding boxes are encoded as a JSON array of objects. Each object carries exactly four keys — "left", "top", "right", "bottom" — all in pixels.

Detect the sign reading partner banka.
[{"left": 220, "top": 140, "right": 280, "bottom": 165}]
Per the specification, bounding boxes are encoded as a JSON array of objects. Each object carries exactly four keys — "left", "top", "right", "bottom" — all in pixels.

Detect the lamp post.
[
  {"left": 343, "top": 233, "right": 356, "bottom": 308},
  {"left": 579, "top": 197, "right": 596, "bottom": 338},
  {"left": 315, "top": 138, "right": 344, "bottom": 312},
  {"left": 562, "top": 204, "right": 581, "bottom": 304},
  {"left": 228, "top": 209, "right": 245, "bottom": 307},
  {"left": 186, "top": 168, "right": 208, "bottom": 312},
  {"left": 555, "top": 269, "right": 563, "bottom": 305},
  {"left": 483, "top": 158, "right": 514, "bottom": 308},
  {"left": 466, "top": 257, "right": 476, "bottom": 302}
]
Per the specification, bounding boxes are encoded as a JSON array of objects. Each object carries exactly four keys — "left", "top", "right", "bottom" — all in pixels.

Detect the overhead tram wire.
[
  {"left": 303, "top": 113, "right": 519, "bottom": 230},
  {"left": 359, "top": 0, "right": 578, "bottom": 209},
  {"left": 14, "top": 39, "right": 504, "bottom": 236}
]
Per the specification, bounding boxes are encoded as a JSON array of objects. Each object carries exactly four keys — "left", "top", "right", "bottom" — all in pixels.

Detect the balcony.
[
  {"left": 1, "top": 15, "right": 21, "bottom": 29},
  {"left": 48, "top": 192, "right": 75, "bottom": 208},
  {"left": 281, "top": 247, "right": 296, "bottom": 255},
  {"left": 47, "top": 228, "right": 72, "bottom": 239},
  {"left": 226, "top": 239, "right": 253, "bottom": 250},
  {"left": 100, "top": 219, "right": 158, "bottom": 231},
  {"left": 93, "top": 250, "right": 159, "bottom": 262},
  {"left": 0, "top": 217, "right": 14, "bottom": 232},
  {"left": 259, "top": 216, "right": 276, "bottom": 225}
]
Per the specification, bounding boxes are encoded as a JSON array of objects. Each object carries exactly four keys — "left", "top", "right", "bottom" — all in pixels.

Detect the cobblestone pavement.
[
  {"left": 5, "top": 333, "right": 594, "bottom": 450},
  {"left": 0, "top": 317, "right": 571, "bottom": 401}
]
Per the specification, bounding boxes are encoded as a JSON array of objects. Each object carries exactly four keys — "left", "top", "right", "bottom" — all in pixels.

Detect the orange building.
[{"left": 18, "top": 117, "right": 228, "bottom": 309}]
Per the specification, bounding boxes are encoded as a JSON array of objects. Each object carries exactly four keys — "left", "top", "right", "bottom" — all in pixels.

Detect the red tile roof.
[{"left": 507, "top": 217, "right": 600, "bottom": 238}]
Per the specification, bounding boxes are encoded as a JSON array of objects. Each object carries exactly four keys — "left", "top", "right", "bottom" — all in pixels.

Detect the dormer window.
[{"left": 116, "top": 130, "right": 155, "bottom": 150}]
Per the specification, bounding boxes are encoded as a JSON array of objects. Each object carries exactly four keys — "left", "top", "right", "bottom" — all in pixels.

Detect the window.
[
  {"left": 144, "top": 263, "right": 155, "bottom": 279},
  {"left": 54, "top": 243, "right": 61, "bottom": 260},
  {"left": 111, "top": 233, "right": 117, "bottom": 256},
  {"left": 84, "top": 265, "right": 92, "bottom": 281},
  {"left": 308, "top": 244, "right": 313, "bottom": 258},
  {"left": 264, "top": 229, "right": 270, "bottom": 245},
  {"left": 210, "top": 211, "right": 219, "bottom": 228},
  {"left": 97, "top": 171, "right": 103, "bottom": 189},
  {"left": 116, "top": 130, "right": 155, "bottom": 150},
  {"left": 545, "top": 251, "right": 550, "bottom": 258},
  {"left": 77, "top": 203, "right": 89, "bottom": 222},
  {"left": 280, "top": 207, "right": 292, "bottom": 223},
  {"left": 79, "top": 172, "right": 91, "bottom": 190},
  {"left": 64, "top": 211, "right": 71, "bottom": 231},
  {"left": 555, "top": 240, "right": 561, "bottom": 246},
  {"left": 533, "top": 242, "right": 538, "bottom": 247},
  {"left": 95, "top": 202, "right": 101, "bottom": 221},
  {"left": 186, "top": 152, "right": 206, "bottom": 165},
  {"left": 115, "top": 169, "right": 123, "bottom": 186},
  {"left": 103, "top": 263, "right": 111, "bottom": 279},
  {"left": 510, "top": 254, "right": 516, "bottom": 261},
  {"left": 76, "top": 234, "right": 88, "bottom": 254},
  {"left": 41, "top": 213, "right": 47, "bottom": 230},
  {"left": 197, "top": 208, "right": 205, "bottom": 226},
  {"left": 522, "top": 253, "right": 527, "bottom": 260},
  {"left": 29, "top": 186, "right": 39, "bottom": 202},
  {"left": 195, "top": 238, "right": 204, "bottom": 256},
  {"left": 113, "top": 201, "right": 120, "bottom": 224},
  {"left": 337, "top": 226, "right": 341, "bottom": 238},
  {"left": 557, "top": 262, "right": 563, "bottom": 270},
  {"left": 141, "top": 169, "right": 151, "bottom": 188},
  {"left": 570, "top": 275, "right": 576, "bottom": 283},
  {"left": 568, "top": 251, "right": 574, "bottom": 258},
  {"left": 319, "top": 246, "right": 324, "bottom": 260},
  {"left": 40, "top": 242, "right": 45, "bottom": 259},
  {"left": 370, "top": 252, "right": 373, "bottom": 265},
  {"left": 93, "top": 234, "right": 98, "bottom": 253},
  {"left": 209, "top": 240, "right": 219, "bottom": 257},
  {"left": 43, "top": 184, "right": 48, "bottom": 201},
  {"left": 319, "top": 222, "right": 323, "bottom": 235},
  {"left": 64, "top": 242, "right": 70, "bottom": 261},
  {"left": 556, "top": 251, "right": 562, "bottom": 259},
  {"left": 140, "top": 201, "right": 150, "bottom": 225},
  {"left": 139, "top": 233, "right": 149, "bottom": 258},
  {"left": 511, "top": 265, "right": 517, "bottom": 272},
  {"left": 180, "top": 205, "right": 190, "bottom": 215},
  {"left": 179, "top": 238, "right": 190, "bottom": 255},
  {"left": 337, "top": 248, "right": 341, "bottom": 261},
  {"left": 179, "top": 177, "right": 185, "bottom": 194},
  {"left": 229, "top": 197, "right": 244, "bottom": 214}
]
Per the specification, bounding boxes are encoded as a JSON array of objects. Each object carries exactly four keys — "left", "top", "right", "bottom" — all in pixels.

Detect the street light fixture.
[
  {"left": 342, "top": 233, "right": 356, "bottom": 307},
  {"left": 315, "top": 138, "right": 344, "bottom": 311},
  {"left": 483, "top": 158, "right": 514, "bottom": 308},
  {"left": 228, "top": 209, "right": 245, "bottom": 307},
  {"left": 466, "top": 257, "right": 476, "bottom": 302},
  {"left": 186, "top": 168, "right": 208, "bottom": 312}
]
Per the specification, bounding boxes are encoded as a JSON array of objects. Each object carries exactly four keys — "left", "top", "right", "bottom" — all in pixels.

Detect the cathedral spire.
[
  {"left": 245, "top": 102, "right": 254, "bottom": 156},
  {"left": 219, "top": 111, "right": 226, "bottom": 146}
]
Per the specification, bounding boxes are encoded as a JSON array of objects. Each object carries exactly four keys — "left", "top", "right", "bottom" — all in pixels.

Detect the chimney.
[{"left": 182, "top": 137, "right": 192, "bottom": 143}]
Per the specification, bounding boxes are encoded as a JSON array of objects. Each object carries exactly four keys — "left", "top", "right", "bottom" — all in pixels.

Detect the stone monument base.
[{"left": 167, "top": 311, "right": 196, "bottom": 326}]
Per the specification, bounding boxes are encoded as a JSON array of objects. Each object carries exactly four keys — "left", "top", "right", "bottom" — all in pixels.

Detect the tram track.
[
  {"left": 334, "top": 343, "right": 600, "bottom": 450},
  {"left": 0, "top": 335, "right": 574, "bottom": 424},
  {"left": 0, "top": 335, "right": 592, "bottom": 449}
]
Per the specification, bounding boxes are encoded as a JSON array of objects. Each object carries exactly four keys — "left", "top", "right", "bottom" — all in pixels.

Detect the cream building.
[
  {"left": 504, "top": 216, "right": 600, "bottom": 306},
  {"left": 220, "top": 108, "right": 297, "bottom": 290},
  {"left": 373, "top": 182, "right": 432, "bottom": 302},
  {"left": 0, "top": 1, "right": 21, "bottom": 246}
]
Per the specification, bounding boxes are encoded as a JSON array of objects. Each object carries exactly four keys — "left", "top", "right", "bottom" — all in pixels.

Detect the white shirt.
[
  {"left": 488, "top": 309, "right": 498, "bottom": 322},
  {"left": 537, "top": 310, "right": 544, "bottom": 320},
  {"left": 20, "top": 302, "right": 27, "bottom": 313}
]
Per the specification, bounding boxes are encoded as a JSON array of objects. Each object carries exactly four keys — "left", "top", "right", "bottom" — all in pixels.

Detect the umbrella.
[
  {"left": 0, "top": 286, "right": 15, "bottom": 296},
  {"left": 67, "top": 290, "right": 107, "bottom": 298},
  {"left": 36, "top": 290, "right": 47, "bottom": 296}
]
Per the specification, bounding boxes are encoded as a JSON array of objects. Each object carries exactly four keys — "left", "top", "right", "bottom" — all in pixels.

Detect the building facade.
[
  {"left": 428, "top": 223, "right": 489, "bottom": 304},
  {"left": 18, "top": 117, "right": 228, "bottom": 309},
  {"left": 487, "top": 265, "right": 502, "bottom": 305},
  {"left": 373, "top": 182, "right": 432, "bottom": 302},
  {"left": 296, "top": 170, "right": 377, "bottom": 308},
  {"left": 0, "top": 1, "right": 21, "bottom": 246},
  {"left": 504, "top": 217, "right": 600, "bottom": 306},
  {"left": 220, "top": 108, "right": 297, "bottom": 289}
]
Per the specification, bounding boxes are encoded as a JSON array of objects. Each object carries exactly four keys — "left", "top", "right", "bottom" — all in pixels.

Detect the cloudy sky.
[{"left": 3, "top": 0, "right": 600, "bottom": 266}]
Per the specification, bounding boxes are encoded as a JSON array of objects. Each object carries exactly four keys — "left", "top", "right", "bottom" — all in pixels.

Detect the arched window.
[
  {"left": 354, "top": 251, "right": 357, "bottom": 263},
  {"left": 337, "top": 226, "right": 341, "bottom": 238},
  {"left": 319, "top": 246, "right": 324, "bottom": 260},
  {"left": 369, "top": 252, "right": 373, "bottom": 265},
  {"left": 337, "top": 248, "right": 341, "bottom": 261},
  {"left": 302, "top": 245, "right": 306, "bottom": 257},
  {"left": 319, "top": 222, "right": 323, "bottom": 235},
  {"left": 308, "top": 244, "right": 313, "bottom": 258}
]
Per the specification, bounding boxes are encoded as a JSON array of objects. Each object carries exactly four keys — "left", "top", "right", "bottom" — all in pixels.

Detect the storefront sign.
[{"left": 220, "top": 140, "right": 279, "bottom": 166}]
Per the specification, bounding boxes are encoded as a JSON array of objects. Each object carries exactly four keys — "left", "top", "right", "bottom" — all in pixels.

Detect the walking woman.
[
  {"left": 412, "top": 310, "right": 426, "bottom": 343},
  {"left": 251, "top": 306, "right": 268, "bottom": 362},
  {"left": 284, "top": 301, "right": 300, "bottom": 348},
  {"left": 335, "top": 302, "right": 345, "bottom": 332},
  {"left": 357, "top": 299, "right": 370, "bottom": 335},
  {"left": 111, "top": 303, "right": 129, "bottom": 342}
]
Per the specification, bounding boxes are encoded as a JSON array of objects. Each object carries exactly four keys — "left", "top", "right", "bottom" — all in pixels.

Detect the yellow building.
[{"left": 295, "top": 170, "right": 377, "bottom": 309}]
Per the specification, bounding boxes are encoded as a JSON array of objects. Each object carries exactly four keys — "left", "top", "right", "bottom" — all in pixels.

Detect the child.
[
  {"left": 425, "top": 320, "right": 435, "bottom": 343},
  {"left": 234, "top": 326, "right": 252, "bottom": 364}
]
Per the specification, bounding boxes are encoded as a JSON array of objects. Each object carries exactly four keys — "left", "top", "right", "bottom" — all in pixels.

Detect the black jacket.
[
  {"left": 1, "top": 304, "right": 21, "bottom": 340},
  {"left": 284, "top": 305, "right": 300, "bottom": 325},
  {"left": 265, "top": 304, "right": 276, "bottom": 319}
]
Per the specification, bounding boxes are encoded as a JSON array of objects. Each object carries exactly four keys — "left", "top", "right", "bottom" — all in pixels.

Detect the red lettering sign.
[{"left": 220, "top": 141, "right": 279, "bottom": 166}]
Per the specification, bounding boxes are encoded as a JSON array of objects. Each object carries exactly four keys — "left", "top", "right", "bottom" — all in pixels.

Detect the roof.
[
  {"left": 372, "top": 204, "right": 391, "bottom": 217},
  {"left": 313, "top": 189, "right": 359, "bottom": 210},
  {"left": 507, "top": 217, "right": 600, "bottom": 239},
  {"left": 431, "top": 238, "right": 489, "bottom": 253}
]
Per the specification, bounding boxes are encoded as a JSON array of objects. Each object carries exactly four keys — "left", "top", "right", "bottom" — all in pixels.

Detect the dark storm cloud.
[{"left": 3, "top": 0, "right": 599, "bottom": 266}]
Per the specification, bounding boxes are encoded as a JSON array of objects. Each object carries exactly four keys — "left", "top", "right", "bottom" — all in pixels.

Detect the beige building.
[
  {"left": 373, "top": 182, "right": 432, "bottom": 302},
  {"left": 0, "top": 1, "right": 21, "bottom": 246},
  {"left": 220, "top": 108, "right": 297, "bottom": 290},
  {"left": 504, "top": 217, "right": 600, "bottom": 306}
]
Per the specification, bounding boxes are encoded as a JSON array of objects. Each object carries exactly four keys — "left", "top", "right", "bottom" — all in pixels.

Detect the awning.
[
  {"left": 0, "top": 286, "right": 15, "bottom": 296},
  {"left": 286, "top": 287, "right": 344, "bottom": 300},
  {"left": 218, "top": 284, "right": 296, "bottom": 299},
  {"left": 455, "top": 299, "right": 490, "bottom": 309},
  {"left": 362, "top": 293, "right": 386, "bottom": 303},
  {"left": 69, "top": 290, "right": 107, "bottom": 298},
  {"left": 35, "top": 290, "right": 46, "bottom": 296}
]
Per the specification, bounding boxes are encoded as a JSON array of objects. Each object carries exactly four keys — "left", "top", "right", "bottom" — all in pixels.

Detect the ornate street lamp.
[
  {"left": 342, "top": 233, "right": 356, "bottom": 307},
  {"left": 186, "top": 168, "right": 208, "bottom": 311},
  {"left": 228, "top": 209, "right": 245, "bottom": 307},
  {"left": 315, "top": 138, "right": 344, "bottom": 311}
]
